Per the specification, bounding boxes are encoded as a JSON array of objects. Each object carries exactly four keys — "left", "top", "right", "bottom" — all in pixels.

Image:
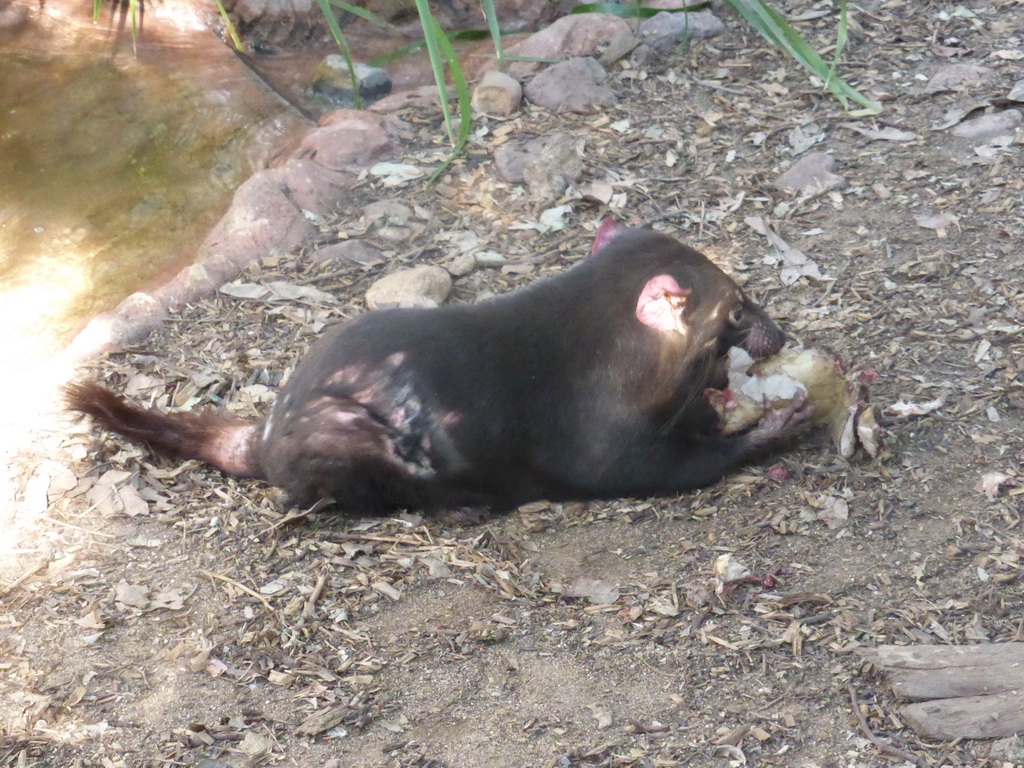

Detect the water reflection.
[
  {"left": 0, "top": 1, "right": 310, "bottom": 538},
  {"left": 0, "top": 5, "right": 305, "bottom": 352}
]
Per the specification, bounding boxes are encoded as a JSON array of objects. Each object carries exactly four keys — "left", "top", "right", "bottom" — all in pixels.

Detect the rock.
[
  {"left": 524, "top": 57, "right": 616, "bottom": 114},
  {"left": 201, "top": 169, "right": 318, "bottom": 267},
  {"left": 950, "top": 109, "right": 1022, "bottom": 141},
  {"left": 151, "top": 262, "right": 226, "bottom": 306},
  {"left": 495, "top": 134, "right": 584, "bottom": 185},
  {"left": 297, "top": 111, "right": 390, "bottom": 171},
  {"left": 474, "top": 251, "right": 507, "bottom": 267},
  {"left": 477, "top": 14, "right": 633, "bottom": 78},
  {"left": 0, "top": 1, "right": 29, "bottom": 29},
  {"left": 362, "top": 200, "right": 423, "bottom": 244},
  {"left": 369, "top": 85, "right": 443, "bottom": 114},
  {"left": 989, "top": 734, "right": 1024, "bottom": 762},
  {"left": 773, "top": 152, "right": 848, "bottom": 194},
  {"left": 225, "top": 0, "right": 322, "bottom": 45},
  {"left": 75, "top": 293, "right": 169, "bottom": 354},
  {"left": 362, "top": 200, "right": 413, "bottom": 226},
  {"left": 1010, "top": 79, "right": 1024, "bottom": 101},
  {"left": 446, "top": 252, "right": 478, "bottom": 277},
  {"left": 366, "top": 265, "right": 452, "bottom": 310},
  {"left": 487, "top": 0, "right": 558, "bottom": 31},
  {"left": 637, "top": 10, "right": 725, "bottom": 53},
  {"left": 312, "top": 57, "right": 392, "bottom": 108},
  {"left": 311, "top": 240, "right": 384, "bottom": 267},
  {"left": 471, "top": 70, "right": 523, "bottom": 117},
  {"left": 265, "top": 158, "right": 354, "bottom": 214},
  {"left": 523, "top": 134, "right": 584, "bottom": 199},
  {"left": 494, "top": 137, "right": 542, "bottom": 184},
  {"left": 923, "top": 63, "right": 994, "bottom": 94}
]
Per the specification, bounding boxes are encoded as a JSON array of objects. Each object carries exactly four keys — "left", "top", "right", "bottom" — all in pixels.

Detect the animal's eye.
[{"left": 728, "top": 307, "right": 745, "bottom": 325}]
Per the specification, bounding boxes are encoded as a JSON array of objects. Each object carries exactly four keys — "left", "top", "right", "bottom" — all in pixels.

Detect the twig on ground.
[{"left": 848, "top": 684, "right": 927, "bottom": 768}]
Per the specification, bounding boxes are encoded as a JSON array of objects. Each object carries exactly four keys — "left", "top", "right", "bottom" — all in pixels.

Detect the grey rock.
[
  {"left": 363, "top": 200, "right": 414, "bottom": 226},
  {"left": 494, "top": 138, "right": 541, "bottom": 184},
  {"left": 495, "top": 134, "right": 585, "bottom": 185},
  {"left": 366, "top": 265, "right": 452, "bottom": 309},
  {"left": 773, "top": 152, "right": 847, "bottom": 194},
  {"left": 312, "top": 56, "right": 392, "bottom": 107},
  {"left": 312, "top": 240, "right": 384, "bottom": 267},
  {"left": 638, "top": 10, "right": 725, "bottom": 53},
  {"left": 445, "top": 251, "right": 478, "bottom": 277},
  {"left": 480, "top": 14, "right": 633, "bottom": 78},
  {"left": 474, "top": 251, "right": 507, "bottom": 267},
  {"left": 923, "top": 63, "right": 994, "bottom": 94},
  {"left": 523, "top": 134, "right": 584, "bottom": 200},
  {"left": 950, "top": 109, "right": 1022, "bottom": 141},
  {"left": 524, "top": 57, "right": 616, "bottom": 114}
]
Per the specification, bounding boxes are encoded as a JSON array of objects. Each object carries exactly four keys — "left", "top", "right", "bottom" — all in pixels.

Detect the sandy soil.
[{"left": 3, "top": 2, "right": 1024, "bottom": 766}]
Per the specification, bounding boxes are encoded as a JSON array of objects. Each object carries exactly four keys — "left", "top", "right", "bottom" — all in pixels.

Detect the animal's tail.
[{"left": 65, "top": 381, "right": 264, "bottom": 479}]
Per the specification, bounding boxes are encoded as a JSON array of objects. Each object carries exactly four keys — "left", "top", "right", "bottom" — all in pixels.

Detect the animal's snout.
[{"left": 741, "top": 313, "right": 787, "bottom": 360}]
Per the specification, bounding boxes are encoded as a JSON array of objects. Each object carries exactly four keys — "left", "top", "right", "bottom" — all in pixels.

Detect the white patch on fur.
[{"left": 261, "top": 415, "right": 274, "bottom": 442}]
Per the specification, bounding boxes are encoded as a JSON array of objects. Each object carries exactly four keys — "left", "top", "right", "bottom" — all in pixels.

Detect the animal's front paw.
[
  {"left": 748, "top": 395, "right": 815, "bottom": 446},
  {"left": 436, "top": 506, "right": 492, "bottom": 526}
]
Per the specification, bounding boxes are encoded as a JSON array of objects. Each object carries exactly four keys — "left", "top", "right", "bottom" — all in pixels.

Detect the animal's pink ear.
[
  {"left": 636, "top": 274, "right": 690, "bottom": 333},
  {"left": 590, "top": 216, "right": 629, "bottom": 256}
]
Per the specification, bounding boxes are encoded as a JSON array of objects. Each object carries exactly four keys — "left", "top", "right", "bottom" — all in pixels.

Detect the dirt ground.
[{"left": 4, "top": 1, "right": 1024, "bottom": 766}]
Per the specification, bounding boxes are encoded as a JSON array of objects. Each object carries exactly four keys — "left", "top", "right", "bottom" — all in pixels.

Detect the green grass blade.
[
  {"left": 479, "top": 0, "right": 504, "bottom": 71},
  {"left": 370, "top": 40, "right": 428, "bottom": 68},
  {"left": 129, "top": 0, "right": 138, "bottom": 55},
  {"left": 414, "top": 0, "right": 456, "bottom": 145},
  {"left": 432, "top": 14, "right": 471, "bottom": 150},
  {"left": 722, "top": 0, "right": 879, "bottom": 113},
  {"left": 314, "top": 0, "right": 364, "bottom": 109},
  {"left": 325, "top": 0, "right": 398, "bottom": 30},
  {"left": 825, "top": 0, "right": 849, "bottom": 91},
  {"left": 213, "top": 0, "right": 246, "bottom": 51},
  {"left": 371, "top": 29, "right": 515, "bottom": 68}
]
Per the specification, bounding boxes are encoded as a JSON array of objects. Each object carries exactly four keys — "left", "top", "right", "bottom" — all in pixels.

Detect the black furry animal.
[{"left": 67, "top": 227, "right": 812, "bottom": 514}]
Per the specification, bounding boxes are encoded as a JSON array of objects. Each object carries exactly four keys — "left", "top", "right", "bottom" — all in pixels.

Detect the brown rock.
[
  {"left": 151, "top": 263, "right": 227, "bottom": 307},
  {"left": 201, "top": 169, "right": 318, "bottom": 267},
  {"left": 297, "top": 111, "right": 390, "bottom": 171},
  {"left": 476, "top": 15, "right": 633, "bottom": 78},
  {"left": 365, "top": 265, "right": 452, "bottom": 309},
  {"left": 74, "top": 293, "right": 169, "bottom": 354},
  {"left": 471, "top": 70, "right": 523, "bottom": 117},
  {"left": 369, "top": 86, "right": 443, "bottom": 114},
  {"left": 266, "top": 159, "right": 355, "bottom": 214}
]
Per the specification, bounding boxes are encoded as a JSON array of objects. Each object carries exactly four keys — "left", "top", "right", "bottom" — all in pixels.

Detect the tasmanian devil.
[{"left": 67, "top": 226, "right": 813, "bottom": 515}]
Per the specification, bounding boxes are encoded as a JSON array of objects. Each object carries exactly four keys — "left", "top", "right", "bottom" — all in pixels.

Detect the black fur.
[{"left": 68, "top": 229, "right": 810, "bottom": 514}]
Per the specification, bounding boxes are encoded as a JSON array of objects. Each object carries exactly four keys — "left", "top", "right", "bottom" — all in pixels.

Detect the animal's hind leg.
[{"left": 262, "top": 399, "right": 435, "bottom": 513}]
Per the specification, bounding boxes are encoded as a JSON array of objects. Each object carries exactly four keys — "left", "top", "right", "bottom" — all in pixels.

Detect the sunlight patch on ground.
[{"left": 0, "top": 253, "right": 105, "bottom": 567}]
